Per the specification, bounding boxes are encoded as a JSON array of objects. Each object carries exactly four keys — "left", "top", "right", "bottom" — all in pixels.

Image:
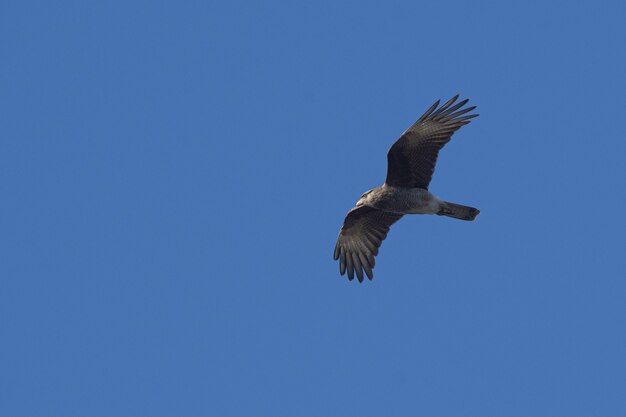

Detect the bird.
[{"left": 333, "top": 95, "right": 480, "bottom": 282}]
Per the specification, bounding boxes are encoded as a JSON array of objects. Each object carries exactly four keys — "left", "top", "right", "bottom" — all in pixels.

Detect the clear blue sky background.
[{"left": 2, "top": 1, "right": 625, "bottom": 416}]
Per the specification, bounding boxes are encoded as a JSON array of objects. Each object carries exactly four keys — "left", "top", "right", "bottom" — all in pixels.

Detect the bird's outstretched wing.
[
  {"left": 385, "top": 95, "right": 478, "bottom": 189},
  {"left": 333, "top": 206, "right": 403, "bottom": 282}
]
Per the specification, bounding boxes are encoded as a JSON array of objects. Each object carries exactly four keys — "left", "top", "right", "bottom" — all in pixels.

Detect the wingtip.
[
  {"left": 414, "top": 99, "right": 441, "bottom": 125},
  {"left": 431, "top": 95, "right": 459, "bottom": 117}
]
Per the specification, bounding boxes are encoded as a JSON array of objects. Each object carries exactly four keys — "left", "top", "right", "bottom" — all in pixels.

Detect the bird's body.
[
  {"left": 357, "top": 185, "right": 442, "bottom": 215},
  {"left": 334, "top": 95, "right": 481, "bottom": 282}
]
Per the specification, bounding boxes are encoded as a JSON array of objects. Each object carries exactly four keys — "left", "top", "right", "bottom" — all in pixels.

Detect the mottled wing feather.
[
  {"left": 385, "top": 95, "right": 478, "bottom": 189},
  {"left": 333, "top": 206, "right": 403, "bottom": 282}
]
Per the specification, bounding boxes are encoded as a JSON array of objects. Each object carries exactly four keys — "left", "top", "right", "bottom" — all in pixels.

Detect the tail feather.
[{"left": 438, "top": 202, "right": 480, "bottom": 221}]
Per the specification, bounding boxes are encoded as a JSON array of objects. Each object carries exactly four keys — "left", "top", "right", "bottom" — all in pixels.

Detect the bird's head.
[{"left": 356, "top": 189, "right": 375, "bottom": 206}]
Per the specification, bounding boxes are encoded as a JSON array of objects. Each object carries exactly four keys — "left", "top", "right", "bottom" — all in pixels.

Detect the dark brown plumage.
[
  {"left": 334, "top": 96, "right": 480, "bottom": 282},
  {"left": 386, "top": 95, "right": 478, "bottom": 189},
  {"left": 333, "top": 206, "right": 403, "bottom": 281}
]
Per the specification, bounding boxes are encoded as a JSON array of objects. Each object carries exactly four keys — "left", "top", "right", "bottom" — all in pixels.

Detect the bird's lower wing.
[{"left": 333, "top": 206, "right": 403, "bottom": 282}]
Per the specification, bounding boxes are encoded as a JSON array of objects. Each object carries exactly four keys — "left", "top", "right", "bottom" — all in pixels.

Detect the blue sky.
[{"left": 2, "top": 1, "right": 626, "bottom": 416}]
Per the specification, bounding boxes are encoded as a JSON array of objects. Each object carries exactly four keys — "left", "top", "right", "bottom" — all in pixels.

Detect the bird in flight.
[{"left": 333, "top": 95, "right": 480, "bottom": 282}]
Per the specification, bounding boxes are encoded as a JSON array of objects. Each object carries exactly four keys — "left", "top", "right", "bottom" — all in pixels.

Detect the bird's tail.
[{"left": 438, "top": 202, "right": 480, "bottom": 221}]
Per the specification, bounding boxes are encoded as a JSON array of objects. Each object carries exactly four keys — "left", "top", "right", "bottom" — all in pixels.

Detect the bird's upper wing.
[
  {"left": 333, "top": 205, "right": 403, "bottom": 282},
  {"left": 385, "top": 95, "right": 478, "bottom": 189}
]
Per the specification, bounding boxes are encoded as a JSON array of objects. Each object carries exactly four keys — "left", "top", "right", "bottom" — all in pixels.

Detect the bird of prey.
[{"left": 333, "top": 95, "right": 480, "bottom": 282}]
